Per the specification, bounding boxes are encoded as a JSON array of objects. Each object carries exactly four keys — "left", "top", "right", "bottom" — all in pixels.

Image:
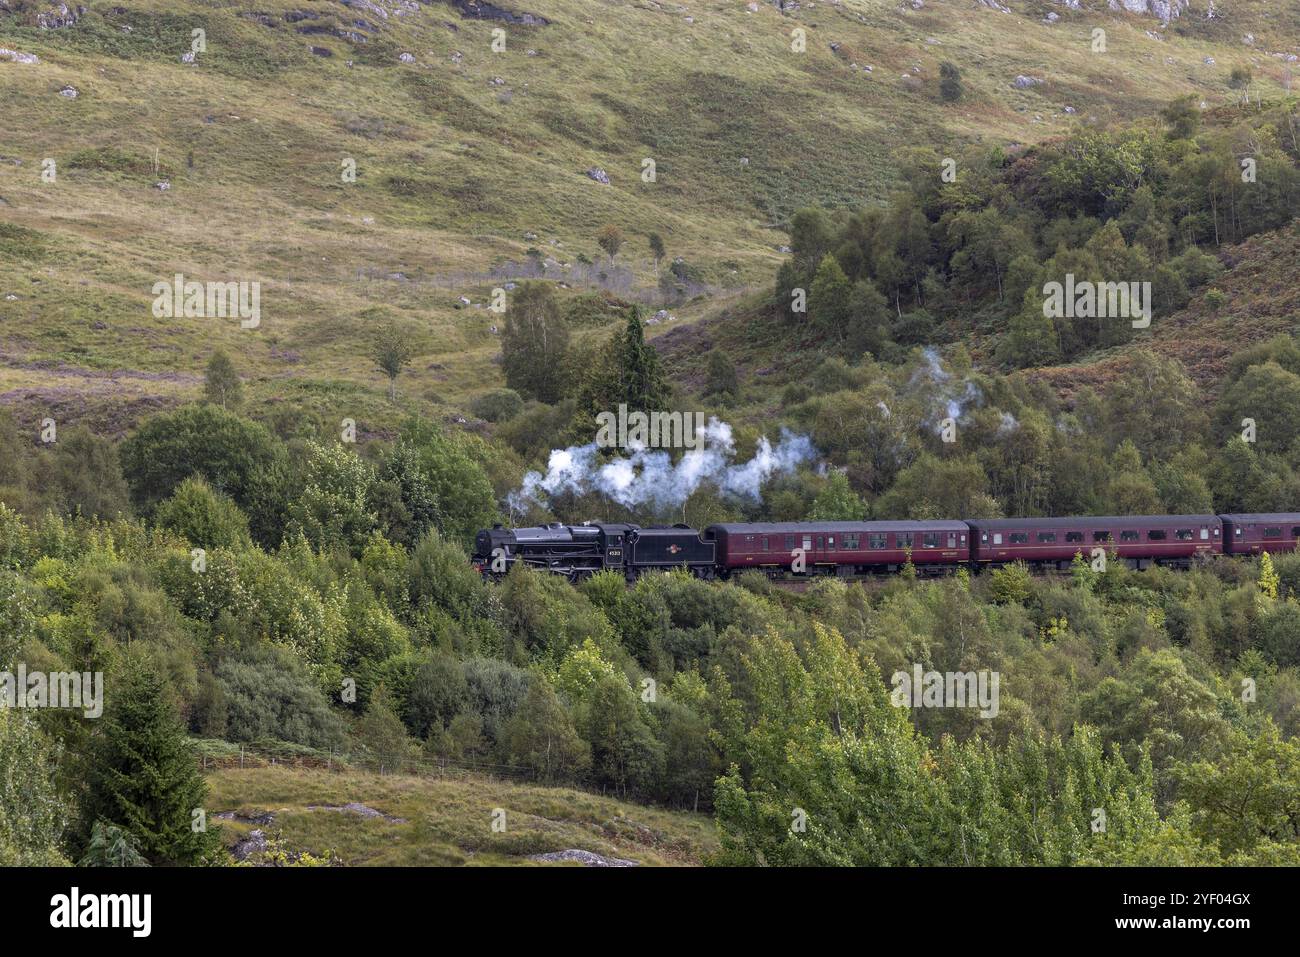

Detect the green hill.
[{"left": 3, "top": 0, "right": 1298, "bottom": 432}]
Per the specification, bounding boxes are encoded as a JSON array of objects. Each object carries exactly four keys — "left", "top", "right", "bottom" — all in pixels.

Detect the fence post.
[{"left": 240, "top": 746, "right": 244, "bottom": 770}]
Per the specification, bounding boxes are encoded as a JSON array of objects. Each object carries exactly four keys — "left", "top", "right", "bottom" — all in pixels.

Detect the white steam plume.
[{"left": 508, "top": 418, "right": 816, "bottom": 514}]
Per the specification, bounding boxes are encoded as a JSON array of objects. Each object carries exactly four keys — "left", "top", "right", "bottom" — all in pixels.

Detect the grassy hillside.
[
  {"left": 1029, "top": 220, "right": 1300, "bottom": 401},
  {"left": 205, "top": 763, "right": 718, "bottom": 865},
  {"left": 3, "top": 0, "right": 1298, "bottom": 433}
]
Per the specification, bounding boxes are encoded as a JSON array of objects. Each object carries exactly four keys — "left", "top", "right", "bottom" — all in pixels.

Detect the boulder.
[{"left": 529, "top": 849, "right": 639, "bottom": 867}]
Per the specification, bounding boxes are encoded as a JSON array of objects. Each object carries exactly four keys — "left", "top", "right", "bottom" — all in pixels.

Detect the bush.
[
  {"left": 470, "top": 389, "right": 525, "bottom": 423},
  {"left": 989, "top": 562, "right": 1035, "bottom": 606},
  {"left": 203, "top": 644, "right": 346, "bottom": 749},
  {"left": 154, "top": 477, "right": 250, "bottom": 549}
]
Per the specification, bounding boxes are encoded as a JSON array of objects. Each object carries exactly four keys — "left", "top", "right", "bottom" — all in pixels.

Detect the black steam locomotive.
[
  {"left": 473, "top": 522, "right": 717, "bottom": 582},
  {"left": 472, "top": 514, "right": 1300, "bottom": 582}
]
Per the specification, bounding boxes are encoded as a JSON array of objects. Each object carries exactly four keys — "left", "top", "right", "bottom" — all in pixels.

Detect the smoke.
[
  {"left": 508, "top": 418, "right": 817, "bottom": 514},
  {"left": 912, "top": 347, "right": 984, "bottom": 434}
]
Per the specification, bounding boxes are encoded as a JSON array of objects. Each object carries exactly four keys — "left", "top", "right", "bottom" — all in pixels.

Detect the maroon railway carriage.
[
  {"left": 967, "top": 514, "right": 1222, "bottom": 570},
  {"left": 703, "top": 521, "right": 970, "bottom": 577},
  {"left": 1220, "top": 513, "right": 1300, "bottom": 556}
]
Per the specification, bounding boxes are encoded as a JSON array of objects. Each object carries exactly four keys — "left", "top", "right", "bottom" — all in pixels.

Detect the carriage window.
[
  {"left": 1292, "top": 527, "right": 1300, "bottom": 538},
  {"left": 922, "top": 533, "right": 938, "bottom": 548},
  {"left": 948, "top": 534, "right": 957, "bottom": 548},
  {"left": 1093, "top": 531, "right": 1111, "bottom": 543},
  {"left": 1065, "top": 531, "right": 1084, "bottom": 543},
  {"left": 1265, "top": 527, "right": 1283, "bottom": 538},
  {"left": 1009, "top": 533, "right": 1028, "bottom": 544},
  {"left": 1037, "top": 532, "right": 1056, "bottom": 544},
  {"left": 762, "top": 537, "right": 770, "bottom": 551},
  {"left": 1147, "top": 530, "right": 1167, "bottom": 541},
  {"left": 1175, "top": 529, "right": 1194, "bottom": 541},
  {"left": 897, "top": 532, "right": 914, "bottom": 548},
  {"left": 802, "top": 536, "right": 812, "bottom": 551},
  {"left": 1120, "top": 530, "right": 1139, "bottom": 542},
  {"left": 868, "top": 533, "right": 886, "bottom": 550},
  {"left": 1201, "top": 528, "right": 1210, "bottom": 540},
  {"left": 992, "top": 533, "right": 1003, "bottom": 545},
  {"left": 786, "top": 535, "right": 796, "bottom": 550},
  {"left": 843, "top": 534, "right": 860, "bottom": 549},
  {"left": 827, "top": 536, "right": 835, "bottom": 549}
]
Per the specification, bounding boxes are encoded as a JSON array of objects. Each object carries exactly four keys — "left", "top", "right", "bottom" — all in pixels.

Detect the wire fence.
[{"left": 198, "top": 743, "right": 538, "bottom": 783}]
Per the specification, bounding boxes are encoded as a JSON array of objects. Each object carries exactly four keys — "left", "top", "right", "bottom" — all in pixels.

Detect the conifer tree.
[
  {"left": 616, "top": 306, "right": 670, "bottom": 412},
  {"left": 82, "top": 658, "right": 218, "bottom": 866}
]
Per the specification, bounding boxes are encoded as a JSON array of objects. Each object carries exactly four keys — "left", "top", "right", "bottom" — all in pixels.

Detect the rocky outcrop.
[
  {"left": 447, "top": 0, "right": 548, "bottom": 25},
  {"left": 0, "top": 2, "right": 86, "bottom": 28},
  {"left": 305, "top": 802, "right": 407, "bottom": 823},
  {"left": 529, "top": 849, "right": 640, "bottom": 867},
  {"left": 1105, "top": 0, "right": 1190, "bottom": 22}
]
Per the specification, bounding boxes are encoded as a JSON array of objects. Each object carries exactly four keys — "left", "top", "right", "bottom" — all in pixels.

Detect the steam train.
[{"left": 472, "top": 513, "right": 1300, "bottom": 582}]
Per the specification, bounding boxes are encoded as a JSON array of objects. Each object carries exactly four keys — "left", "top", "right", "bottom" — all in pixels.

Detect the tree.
[
  {"left": 648, "top": 232, "right": 665, "bottom": 275},
  {"left": 580, "top": 308, "right": 671, "bottom": 425},
  {"left": 154, "top": 476, "right": 250, "bottom": 549},
  {"left": 286, "top": 441, "right": 379, "bottom": 555},
  {"left": 1107, "top": 440, "right": 1162, "bottom": 514},
  {"left": 119, "top": 404, "right": 284, "bottom": 514},
  {"left": 400, "top": 419, "right": 498, "bottom": 549},
  {"left": 0, "top": 710, "right": 68, "bottom": 865},
  {"left": 809, "top": 254, "right": 852, "bottom": 331},
  {"left": 502, "top": 676, "right": 590, "bottom": 782},
  {"left": 81, "top": 658, "right": 218, "bottom": 865},
  {"left": 407, "top": 653, "right": 468, "bottom": 739},
  {"left": 1160, "top": 96, "right": 1200, "bottom": 140},
  {"left": 354, "top": 682, "right": 416, "bottom": 772},
  {"left": 1175, "top": 723, "right": 1300, "bottom": 861},
  {"left": 579, "top": 672, "right": 662, "bottom": 798},
  {"left": 809, "top": 471, "right": 866, "bottom": 520},
  {"left": 371, "top": 321, "right": 414, "bottom": 401},
  {"left": 78, "top": 822, "right": 148, "bottom": 867},
  {"left": 203, "top": 350, "right": 243, "bottom": 410},
  {"left": 373, "top": 440, "right": 441, "bottom": 549},
  {"left": 597, "top": 224, "right": 624, "bottom": 264},
  {"left": 1214, "top": 361, "right": 1300, "bottom": 455},
  {"left": 704, "top": 349, "right": 738, "bottom": 399},
  {"left": 939, "top": 61, "right": 963, "bottom": 102},
  {"left": 45, "top": 426, "right": 131, "bottom": 520},
  {"left": 500, "top": 281, "right": 570, "bottom": 403}
]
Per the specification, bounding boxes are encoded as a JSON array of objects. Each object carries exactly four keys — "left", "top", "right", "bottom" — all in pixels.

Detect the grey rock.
[
  {"left": 529, "top": 849, "right": 640, "bottom": 867},
  {"left": 231, "top": 829, "right": 268, "bottom": 861},
  {"left": 36, "top": 3, "right": 85, "bottom": 29},
  {"left": 0, "top": 48, "right": 40, "bottom": 64}
]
